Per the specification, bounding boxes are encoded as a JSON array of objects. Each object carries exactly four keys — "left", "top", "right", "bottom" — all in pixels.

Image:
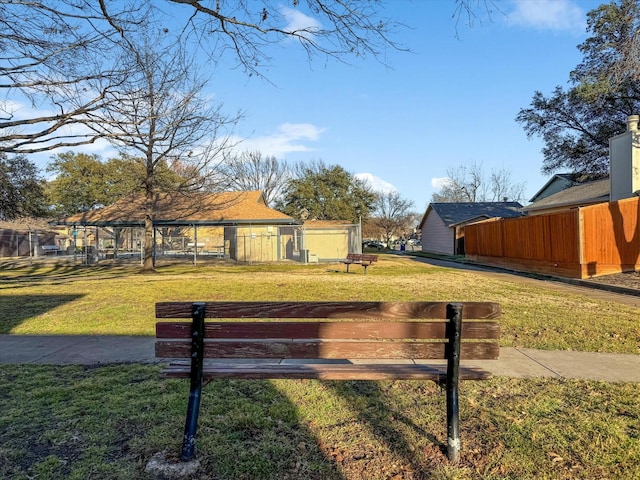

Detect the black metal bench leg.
[
  {"left": 446, "top": 303, "right": 462, "bottom": 463},
  {"left": 181, "top": 303, "right": 206, "bottom": 462}
]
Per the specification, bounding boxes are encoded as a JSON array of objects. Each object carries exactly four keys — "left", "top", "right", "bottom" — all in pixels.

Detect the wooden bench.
[
  {"left": 342, "top": 253, "right": 379, "bottom": 273},
  {"left": 155, "top": 301, "right": 501, "bottom": 463},
  {"left": 41, "top": 245, "right": 59, "bottom": 255}
]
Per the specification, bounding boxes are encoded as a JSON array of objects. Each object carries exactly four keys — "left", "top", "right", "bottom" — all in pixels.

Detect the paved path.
[{"left": 1, "top": 334, "right": 639, "bottom": 382}]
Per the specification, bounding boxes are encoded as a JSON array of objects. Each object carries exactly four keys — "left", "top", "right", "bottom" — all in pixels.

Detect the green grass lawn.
[
  {"left": 1, "top": 365, "right": 638, "bottom": 480},
  {"left": 1, "top": 256, "right": 639, "bottom": 479},
  {"left": 0, "top": 255, "right": 638, "bottom": 353}
]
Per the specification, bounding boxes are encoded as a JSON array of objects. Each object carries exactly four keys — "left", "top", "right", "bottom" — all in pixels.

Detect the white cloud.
[
  {"left": 507, "top": 0, "right": 586, "bottom": 32},
  {"left": 431, "top": 177, "right": 451, "bottom": 191},
  {"left": 281, "top": 7, "right": 321, "bottom": 35},
  {"left": 2, "top": 98, "right": 54, "bottom": 123},
  {"left": 234, "top": 123, "right": 325, "bottom": 157},
  {"left": 355, "top": 173, "right": 397, "bottom": 194}
]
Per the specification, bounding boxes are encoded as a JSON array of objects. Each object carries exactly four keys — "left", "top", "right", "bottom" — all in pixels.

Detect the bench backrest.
[
  {"left": 360, "top": 254, "right": 378, "bottom": 263},
  {"left": 346, "top": 253, "right": 362, "bottom": 261},
  {"left": 155, "top": 301, "right": 500, "bottom": 361}
]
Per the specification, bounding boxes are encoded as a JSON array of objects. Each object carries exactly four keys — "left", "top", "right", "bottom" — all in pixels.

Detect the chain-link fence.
[{"left": 1, "top": 223, "right": 362, "bottom": 265}]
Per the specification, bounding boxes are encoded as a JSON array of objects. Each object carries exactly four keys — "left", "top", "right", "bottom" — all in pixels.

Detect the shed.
[{"left": 300, "top": 220, "right": 361, "bottom": 262}]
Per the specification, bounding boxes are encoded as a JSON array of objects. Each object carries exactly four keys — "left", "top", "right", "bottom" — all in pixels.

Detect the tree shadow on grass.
[
  {"left": 324, "top": 380, "right": 449, "bottom": 478},
  {"left": 0, "top": 261, "right": 137, "bottom": 286},
  {"left": 173, "top": 379, "right": 346, "bottom": 479},
  {"left": 0, "top": 366, "right": 346, "bottom": 480},
  {"left": 0, "top": 294, "right": 84, "bottom": 333}
]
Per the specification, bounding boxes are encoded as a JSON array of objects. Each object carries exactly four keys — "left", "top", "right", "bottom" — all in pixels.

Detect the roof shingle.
[{"left": 52, "top": 191, "right": 296, "bottom": 226}]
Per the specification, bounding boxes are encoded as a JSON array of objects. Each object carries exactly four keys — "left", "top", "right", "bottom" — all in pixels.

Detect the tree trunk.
[{"left": 142, "top": 190, "right": 156, "bottom": 272}]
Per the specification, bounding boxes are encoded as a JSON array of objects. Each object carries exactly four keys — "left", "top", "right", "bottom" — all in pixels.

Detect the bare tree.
[
  {"left": 1, "top": 0, "right": 405, "bottom": 154},
  {"left": 218, "top": 150, "right": 290, "bottom": 206},
  {"left": 87, "top": 27, "right": 240, "bottom": 271},
  {"left": 0, "top": 1, "right": 142, "bottom": 153},
  {"left": 489, "top": 167, "right": 526, "bottom": 203},
  {"left": 432, "top": 161, "right": 526, "bottom": 203},
  {"left": 371, "top": 190, "right": 415, "bottom": 248},
  {"left": 432, "top": 161, "right": 486, "bottom": 202},
  {"left": 168, "top": 0, "right": 406, "bottom": 77}
]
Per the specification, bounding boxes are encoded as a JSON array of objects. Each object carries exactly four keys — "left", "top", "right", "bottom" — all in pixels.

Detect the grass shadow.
[
  {"left": 0, "top": 365, "right": 346, "bottom": 480},
  {"left": 192, "top": 379, "right": 346, "bottom": 479},
  {"left": 324, "top": 380, "right": 448, "bottom": 476},
  {"left": 0, "top": 294, "right": 84, "bottom": 333},
  {"left": 0, "top": 261, "right": 136, "bottom": 285}
]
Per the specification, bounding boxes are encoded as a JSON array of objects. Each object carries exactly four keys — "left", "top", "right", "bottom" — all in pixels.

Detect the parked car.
[{"left": 362, "top": 240, "right": 386, "bottom": 250}]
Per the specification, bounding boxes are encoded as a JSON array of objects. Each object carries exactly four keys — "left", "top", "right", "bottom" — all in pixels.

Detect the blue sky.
[
  {"left": 28, "top": 0, "right": 604, "bottom": 212},
  {"left": 212, "top": 0, "right": 605, "bottom": 211}
]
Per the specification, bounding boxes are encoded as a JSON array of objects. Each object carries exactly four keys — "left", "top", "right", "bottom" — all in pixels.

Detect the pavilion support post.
[
  {"left": 153, "top": 226, "right": 157, "bottom": 266},
  {"left": 95, "top": 227, "right": 99, "bottom": 262},
  {"left": 193, "top": 225, "right": 198, "bottom": 266}
]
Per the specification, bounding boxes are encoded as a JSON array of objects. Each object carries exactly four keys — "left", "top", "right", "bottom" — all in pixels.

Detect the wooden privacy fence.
[{"left": 465, "top": 196, "right": 640, "bottom": 278}]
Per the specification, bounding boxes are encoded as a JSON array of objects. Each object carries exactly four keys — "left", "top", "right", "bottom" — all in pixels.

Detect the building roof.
[
  {"left": 419, "top": 202, "right": 523, "bottom": 229},
  {"left": 302, "top": 220, "right": 354, "bottom": 228},
  {"left": 528, "top": 173, "right": 577, "bottom": 203},
  {"left": 0, "top": 219, "right": 58, "bottom": 232},
  {"left": 51, "top": 190, "right": 297, "bottom": 227},
  {"left": 522, "top": 178, "right": 610, "bottom": 213}
]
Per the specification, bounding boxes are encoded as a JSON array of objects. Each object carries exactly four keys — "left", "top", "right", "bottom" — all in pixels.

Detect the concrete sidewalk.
[{"left": 1, "top": 334, "right": 639, "bottom": 382}]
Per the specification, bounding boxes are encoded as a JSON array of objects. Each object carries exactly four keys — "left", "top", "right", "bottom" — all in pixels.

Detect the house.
[
  {"left": 522, "top": 178, "right": 610, "bottom": 216},
  {"left": 418, "top": 202, "right": 523, "bottom": 255},
  {"left": 528, "top": 173, "right": 595, "bottom": 203},
  {"left": 525, "top": 115, "right": 640, "bottom": 216}
]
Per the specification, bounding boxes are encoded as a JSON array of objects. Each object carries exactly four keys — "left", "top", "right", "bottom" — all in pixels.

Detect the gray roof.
[
  {"left": 423, "top": 202, "right": 524, "bottom": 228},
  {"left": 523, "top": 178, "right": 609, "bottom": 212}
]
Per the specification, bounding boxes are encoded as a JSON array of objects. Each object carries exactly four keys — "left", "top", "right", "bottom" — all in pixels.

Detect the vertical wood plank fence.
[{"left": 464, "top": 196, "right": 640, "bottom": 278}]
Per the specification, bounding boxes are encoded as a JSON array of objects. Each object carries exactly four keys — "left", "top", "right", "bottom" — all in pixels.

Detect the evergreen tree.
[
  {"left": 278, "top": 162, "right": 377, "bottom": 223},
  {"left": 0, "top": 153, "right": 47, "bottom": 220}
]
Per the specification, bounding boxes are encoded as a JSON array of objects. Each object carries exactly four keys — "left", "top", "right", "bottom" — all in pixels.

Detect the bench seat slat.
[
  {"left": 156, "top": 301, "right": 501, "bottom": 320},
  {"left": 156, "top": 321, "right": 500, "bottom": 340},
  {"left": 155, "top": 340, "right": 500, "bottom": 360},
  {"left": 160, "top": 362, "right": 492, "bottom": 381}
]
